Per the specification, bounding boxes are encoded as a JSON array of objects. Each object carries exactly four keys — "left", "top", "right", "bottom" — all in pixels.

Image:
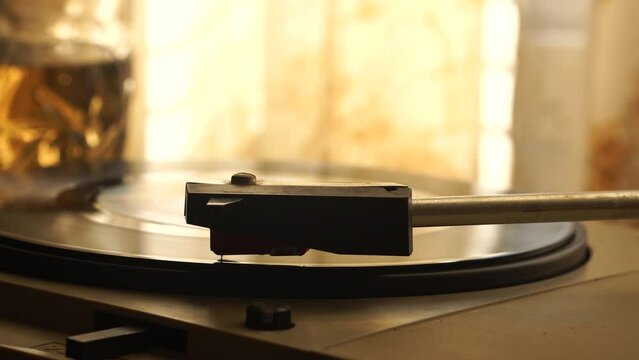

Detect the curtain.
[{"left": 142, "top": 0, "right": 515, "bottom": 184}]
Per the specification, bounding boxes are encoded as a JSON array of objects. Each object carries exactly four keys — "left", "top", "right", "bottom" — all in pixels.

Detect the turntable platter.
[{"left": 0, "top": 162, "right": 589, "bottom": 297}]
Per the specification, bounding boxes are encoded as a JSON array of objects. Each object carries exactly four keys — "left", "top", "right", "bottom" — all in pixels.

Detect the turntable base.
[
  {"left": 0, "top": 222, "right": 638, "bottom": 359},
  {"left": 0, "top": 163, "right": 638, "bottom": 359}
]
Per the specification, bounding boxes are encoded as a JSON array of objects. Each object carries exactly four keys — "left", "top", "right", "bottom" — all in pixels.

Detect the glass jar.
[{"left": 0, "top": 0, "right": 134, "bottom": 173}]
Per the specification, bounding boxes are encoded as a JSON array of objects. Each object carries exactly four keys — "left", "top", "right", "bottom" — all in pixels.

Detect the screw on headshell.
[{"left": 230, "top": 172, "right": 257, "bottom": 185}]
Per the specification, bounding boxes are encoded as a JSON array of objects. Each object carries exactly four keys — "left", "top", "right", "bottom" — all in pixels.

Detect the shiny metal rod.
[{"left": 411, "top": 190, "right": 639, "bottom": 227}]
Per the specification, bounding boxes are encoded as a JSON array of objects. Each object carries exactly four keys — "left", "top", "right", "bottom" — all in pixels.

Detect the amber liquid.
[{"left": 0, "top": 55, "right": 131, "bottom": 172}]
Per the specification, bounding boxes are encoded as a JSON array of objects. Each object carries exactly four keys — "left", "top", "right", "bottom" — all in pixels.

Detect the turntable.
[{"left": 1, "top": 162, "right": 639, "bottom": 359}]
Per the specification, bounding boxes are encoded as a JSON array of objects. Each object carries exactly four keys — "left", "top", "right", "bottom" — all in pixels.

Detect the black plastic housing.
[{"left": 185, "top": 182, "right": 412, "bottom": 256}]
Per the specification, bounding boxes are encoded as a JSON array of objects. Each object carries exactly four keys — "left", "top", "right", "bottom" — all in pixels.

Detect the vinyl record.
[{"left": 0, "top": 162, "right": 589, "bottom": 297}]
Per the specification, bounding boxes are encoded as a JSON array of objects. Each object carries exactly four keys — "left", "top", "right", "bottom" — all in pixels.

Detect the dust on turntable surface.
[{"left": 0, "top": 161, "right": 589, "bottom": 297}]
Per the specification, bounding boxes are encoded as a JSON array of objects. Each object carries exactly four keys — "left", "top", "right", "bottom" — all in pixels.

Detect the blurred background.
[
  {"left": 140, "top": 0, "right": 513, "bottom": 190},
  {"left": 3, "top": 0, "right": 639, "bottom": 193}
]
